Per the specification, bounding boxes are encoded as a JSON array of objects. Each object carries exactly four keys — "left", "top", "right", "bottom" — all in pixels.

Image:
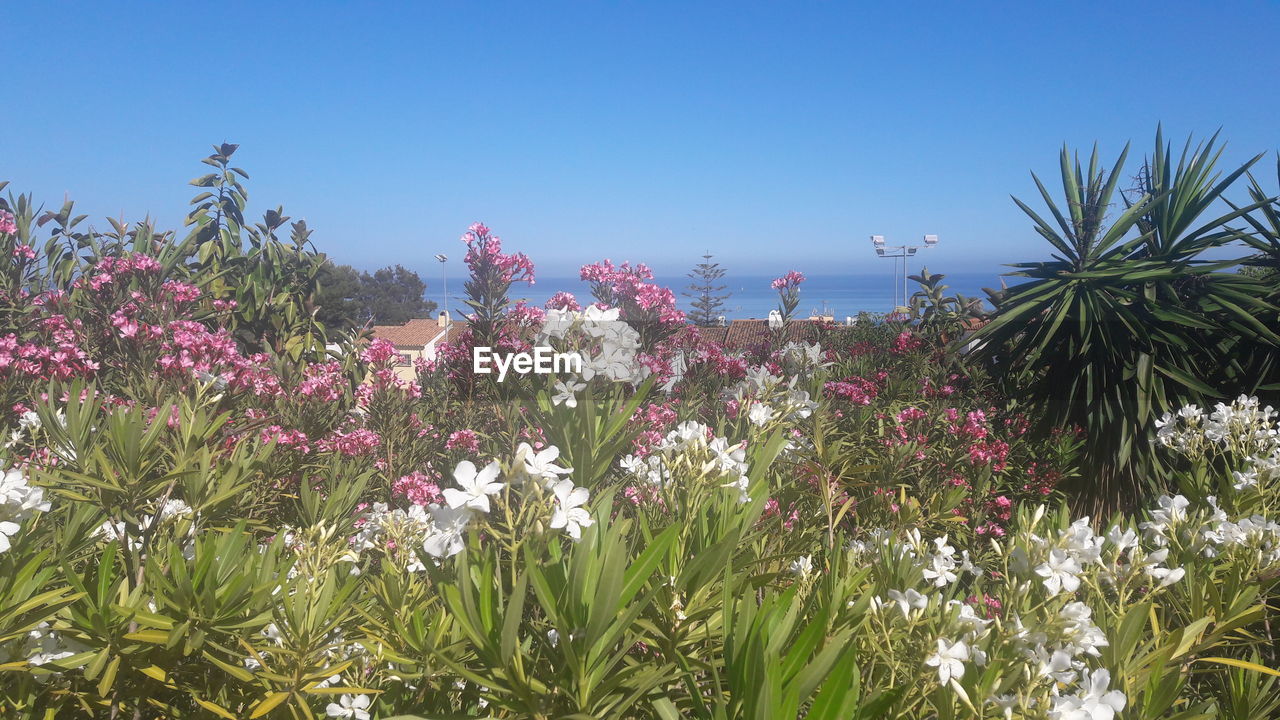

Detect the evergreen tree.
[
  {"left": 683, "top": 251, "right": 730, "bottom": 326},
  {"left": 313, "top": 261, "right": 437, "bottom": 329}
]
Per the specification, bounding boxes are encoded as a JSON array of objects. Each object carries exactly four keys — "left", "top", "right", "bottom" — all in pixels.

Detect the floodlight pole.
[
  {"left": 434, "top": 254, "right": 449, "bottom": 317},
  {"left": 870, "top": 235, "right": 938, "bottom": 311}
]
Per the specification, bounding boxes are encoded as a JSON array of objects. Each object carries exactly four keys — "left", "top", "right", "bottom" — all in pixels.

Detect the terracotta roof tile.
[
  {"left": 370, "top": 318, "right": 449, "bottom": 348},
  {"left": 722, "top": 319, "right": 820, "bottom": 350},
  {"left": 686, "top": 325, "right": 729, "bottom": 344}
]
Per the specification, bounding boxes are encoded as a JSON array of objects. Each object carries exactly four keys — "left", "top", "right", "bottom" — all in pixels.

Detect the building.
[{"left": 369, "top": 312, "right": 465, "bottom": 381}]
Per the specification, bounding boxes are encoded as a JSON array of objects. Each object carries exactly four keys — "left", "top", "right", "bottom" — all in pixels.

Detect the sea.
[
  {"left": 442, "top": 272, "right": 1017, "bottom": 321},
  {"left": 435, "top": 271, "right": 1013, "bottom": 319}
]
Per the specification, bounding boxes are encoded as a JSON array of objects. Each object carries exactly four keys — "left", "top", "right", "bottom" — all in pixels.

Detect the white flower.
[
  {"left": 1059, "top": 602, "right": 1109, "bottom": 657},
  {"left": 516, "top": 443, "right": 571, "bottom": 486},
  {"left": 619, "top": 454, "right": 645, "bottom": 475},
  {"left": 1035, "top": 549, "right": 1082, "bottom": 596},
  {"left": 747, "top": 402, "right": 775, "bottom": 427},
  {"left": 442, "top": 460, "right": 505, "bottom": 513},
  {"left": 1048, "top": 668, "right": 1126, "bottom": 720},
  {"left": 954, "top": 604, "right": 991, "bottom": 632},
  {"left": 789, "top": 555, "right": 813, "bottom": 578},
  {"left": 552, "top": 379, "right": 586, "bottom": 408},
  {"left": 1105, "top": 526, "right": 1138, "bottom": 553},
  {"left": 422, "top": 504, "right": 471, "bottom": 559},
  {"left": 989, "top": 694, "right": 1019, "bottom": 720},
  {"left": 325, "top": 693, "right": 371, "bottom": 720},
  {"left": 1141, "top": 495, "right": 1191, "bottom": 543},
  {"left": 1232, "top": 468, "right": 1259, "bottom": 491},
  {"left": 548, "top": 479, "right": 593, "bottom": 540},
  {"left": 924, "top": 638, "right": 969, "bottom": 685},
  {"left": 886, "top": 588, "right": 929, "bottom": 617},
  {"left": 923, "top": 536, "right": 959, "bottom": 587},
  {"left": 540, "top": 309, "right": 575, "bottom": 339},
  {"left": 1063, "top": 518, "right": 1104, "bottom": 564},
  {"left": 721, "top": 474, "right": 750, "bottom": 503},
  {"left": 582, "top": 304, "right": 620, "bottom": 326},
  {"left": 1035, "top": 648, "right": 1078, "bottom": 684},
  {"left": 0, "top": 468, "right": 50, "bottom": 554},
  {"left": 1142, "top": 557, "right": 1185, "bottom": 588}
]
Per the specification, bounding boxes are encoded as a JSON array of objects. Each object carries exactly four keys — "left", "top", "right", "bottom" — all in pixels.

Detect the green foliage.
[
  {"left": 315, "top": 262, "right": 439, "bottom": 331},
  {"left": 970, "top": 129, "right": 1280, "bottom": 511}
]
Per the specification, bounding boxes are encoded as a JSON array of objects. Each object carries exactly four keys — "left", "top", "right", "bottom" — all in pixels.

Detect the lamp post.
[
  {"left": 871, "top": 234, "right": 938, "bottom": 311},
  {"left": 434, "top": 254, "right": 449, "bottom": 319}
]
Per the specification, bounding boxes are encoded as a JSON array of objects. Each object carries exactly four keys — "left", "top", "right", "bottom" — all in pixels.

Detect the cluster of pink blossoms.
[
  {"left": 362, "top": 338, "right": 397, "bottom": 366},
  {"left": 762, "top": 497, "right": 802, "bottom": 530},
  {"left": 968, "top": 439, "right": 1011, "bottom": 470},
  {"left": 770, "top": 271, "right": 805, "bottom": 291},
  {"left": 544, "top": 291, "right": 580, "bottom": 311},
  {"left": 109, "top": 306, "right": 164, "bottom": 341},
  {"left": 158, "top": 320, "right": 282, "bottom": 395},
  {"left": 629, "top": 401, "right": 678, "bottom": 457},
  {"left": 891, "top": 330, "right": 923, "bottom": 354},
  {"left": 508, "top": 301, "right": 546, "bottom": 326},
  {"left": 0, "top": 209, "right": 17, "bottom": 235},
  {"left": 393, "top": 471, "right": 444, "bottom": 506},
  {"left": 462, "top": 222, "right": 535, "bottom": 284},
  {"left": 824, "top": 376, "right": 880, "bottom": 405},
  {"left": 317, "top": 427, "right": 381, "bottom": 456},
  {"left": 919, "top": 376, "right": 959, "bottom": 398},
  {"left": 261, "top": 426, "right": 312, "bottom": 453},
  {"left": 161, "top": 280, "right": 201, "bottom": 304},
  {"left": 0, "top": 331, "right": 98, "bottom": 380},
  {"left": 445, "top": 429, "right": 480, "bottom": 453},
  {"left": 298, "top": 361, "right": 347, "bottom": 402},
  {"left": 75, "top": 253, "right": 163, "bottom": 292},
  {"left": 945, "top": 408, "right": 990, "bottom": 439},
  {"left": 580, "top": 259, "right": 685, "bottom": 325}
]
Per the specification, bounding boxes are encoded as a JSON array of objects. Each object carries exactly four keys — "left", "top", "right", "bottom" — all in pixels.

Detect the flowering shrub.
[{"left": 2, "top": 165, "right": 1280, "bottom": 720}]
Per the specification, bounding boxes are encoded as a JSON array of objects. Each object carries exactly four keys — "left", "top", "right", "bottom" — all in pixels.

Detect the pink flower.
[
  {"left": 545, "top": 291, "right": 581, "bottom": 311},
  {"left": 891, "top": 330, "right": 922, "bottom": 354},
  {"left": 0, "top": 210, "right": 16, "bottom": 235},
  {"left": 445, "top": 429, "right": 481, "bottom": 453},
  {"left": 361, "top": 338, "right": 397, "bottom": 366},
  {"left": 770, "top": 271, "right": 805, "bottom": 291},
  {"left": 393, "top": 471, "right": 444, "bottom": 506}
]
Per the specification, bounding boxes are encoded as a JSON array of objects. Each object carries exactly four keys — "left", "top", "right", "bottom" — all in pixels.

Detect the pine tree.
[{"left": 683, "top": 252, "right": 730, "bottom": 326}]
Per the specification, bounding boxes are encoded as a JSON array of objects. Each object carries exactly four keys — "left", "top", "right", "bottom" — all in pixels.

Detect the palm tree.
[{"left": 969, "top": 129, "right": 1278, "bottom": 512}]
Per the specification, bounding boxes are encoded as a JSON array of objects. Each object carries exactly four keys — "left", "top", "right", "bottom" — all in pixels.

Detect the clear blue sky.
[{"left": 3, "top": 2, "right": 1278, "bottom": 282}]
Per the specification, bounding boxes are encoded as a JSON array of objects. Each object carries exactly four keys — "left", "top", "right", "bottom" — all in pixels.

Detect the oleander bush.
[{"left": 0, "top": 144, "right": 1279, "bottom": 719}]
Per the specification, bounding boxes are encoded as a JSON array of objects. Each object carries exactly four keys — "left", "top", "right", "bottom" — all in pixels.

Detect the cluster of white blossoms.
[
  {"left": 728, "top": 366, "right": 819, "bottom": 431},
  {"left": 1011, "top": 510, "right": 1189, "bottom": 600},
  {"left": 93, "top": 497, "right": 195, "bottom": 554},
  {"left": 2, "top": 410, "right": 43, "bottom": 450},
  {"left": 540, "top": 307, "right": 646, "bottom": 409},
  {"left": 0, "top": 467, "right": 50, "bottom": 553},
  {"left": 851, "top": 500, "right": 1208, "bottom": 718},
  {"left": 1135, "top": 493, "right": 1280, "bottom": 565},
  {"left": 353, "top": 444, "right": 593, "bottom": 569},
  {"left": 1156, "top": 394, "right": 1279, "bottom": 465},
  {"left": 775, "top": 341, "right": 831, "bottom": 378},
  {"left": 619, "top": 421, "right": 752, "bottom": 502}
]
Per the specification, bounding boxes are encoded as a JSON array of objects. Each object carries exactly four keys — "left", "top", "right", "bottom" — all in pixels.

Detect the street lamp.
[
  {"left": 434, "top": 254, "right": 449, "bottom": 319},
  {"left": 870, "top": 234, "right": 939, "bottom": 311}
]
